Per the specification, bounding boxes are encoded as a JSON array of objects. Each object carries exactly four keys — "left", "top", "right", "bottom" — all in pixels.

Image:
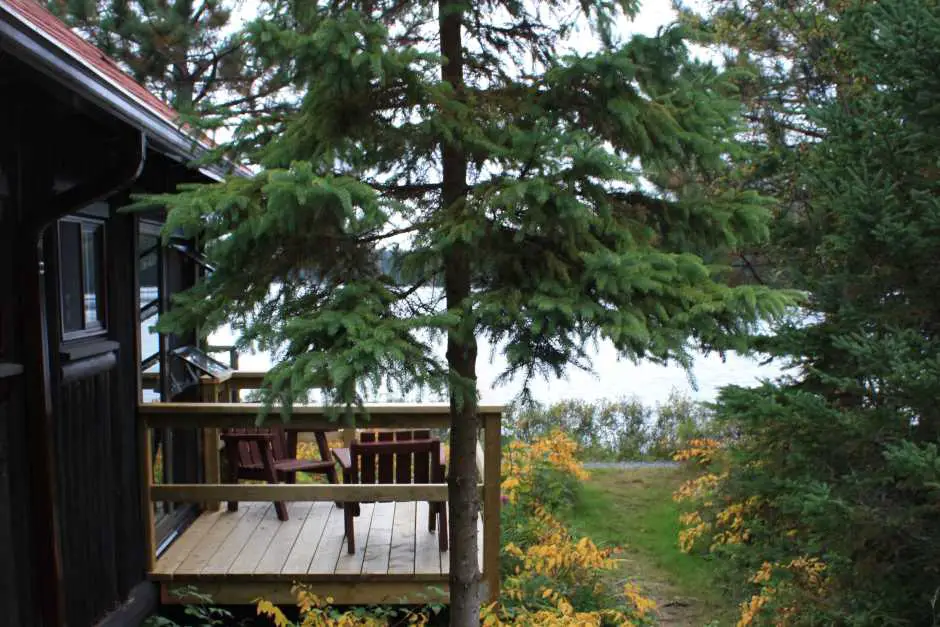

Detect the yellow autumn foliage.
[{"left": 255, "top": 431, "right": 657, "bottom": 626}]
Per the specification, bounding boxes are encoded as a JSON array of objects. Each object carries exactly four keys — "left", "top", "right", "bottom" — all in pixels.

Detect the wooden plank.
[
  {"left": 151, "top": 482, "right": 460, "bottom": 503},
  {"left": 176, "top": 506, "right": 249, "bottom": 573},
  {"left": 377, "top": 432, "right": 394, "bottom": 483},
  {"left": 361, "top": 502, "right": 395, "bottom": 575},
  {"left": 140, "top": 421, "right": 155, "bottom": 571},
  {"left": 482, "top": 412, "right": 502, "bottom": 602},
  {"left": 162, "top": 580, "right": 450, "bottom": 606},
  {"left": 361, "top": 431, "right": 376, "bottom": 484},
  {"left": 334, "top": 503, "right": 375, "bottom": 574},
  {"left": 229, "top": 503, "right": 284, "bottom": 574},
  {"left": 281, "top": 501, "right": 331, "bottom": 574},
  {"left": 203, "top": 503, "right": 270, "bottom": 574},
  {"left": 308, "top": 504, "right": 348, "bottom": 574},
  {"left": 254, "top": 502, "right": 314, "bottom": 574},
  {"left": 395, "top": 431, "right": 412, "bottom": 483},
  {"left": 153, "top": 509, "right": 226, "bottom": 575},
  {"left": 387, "top": 501, "right": 417, "bottom": 575},
  {"left": 414, "top": 501, "right": 442, "bottom": 575}
]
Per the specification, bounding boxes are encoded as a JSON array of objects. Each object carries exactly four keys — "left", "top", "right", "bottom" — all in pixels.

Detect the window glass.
[
  {"left": 82, "top": 223, "right": 104, "bottom": 328},
  {"left": 59, "top": 218, "right": 106, "bottom": 338},
  {"left": 141, "top": 314, "right": 160, "bottom": 372},
  {"left": 59, "top": 221, "right": 83, "bottom": 333}
]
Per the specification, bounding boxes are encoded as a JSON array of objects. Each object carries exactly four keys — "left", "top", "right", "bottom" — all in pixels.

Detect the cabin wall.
[
  {"left": 1, "top": 46, "right": 210, "bottom": 624},
  {"left": 42, "top": 205, "right": 145, "bottom": 626},
  {"left": 0, "top": 159, "right": 32, "bottom": 627}
]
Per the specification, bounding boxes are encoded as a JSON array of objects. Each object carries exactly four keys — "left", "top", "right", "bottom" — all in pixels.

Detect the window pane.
[
  {"left": 59, "top": 222, "right": 83, "bottom": 333},
  {"left": 141, "top": 314, "right": 160, "bottom": 372},
  {"left": 82, "top": 223, "right": 104, "bottom": 327}
]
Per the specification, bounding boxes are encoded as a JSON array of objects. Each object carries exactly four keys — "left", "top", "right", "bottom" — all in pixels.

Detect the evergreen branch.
[
  {"left": 743, "top": 114, "right": 825, "bottom": 140},
  {"left": 372, "top": 182, "right": 444, "bottom": 199},
  {"left": 737, "top": 252, "right": 767, "bottom": 286},
  {"left": 357, "top": 223, "right": 427, "bottom": 244}
]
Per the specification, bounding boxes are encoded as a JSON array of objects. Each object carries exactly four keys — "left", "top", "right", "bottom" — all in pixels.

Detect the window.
[{"left": 59, "top": 217, "right": 106, "bottom": 339}]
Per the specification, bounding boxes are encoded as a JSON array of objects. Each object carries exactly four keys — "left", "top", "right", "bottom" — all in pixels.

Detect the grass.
[{"left": 565, "top": 466, "right": 735, "bottom": 626}]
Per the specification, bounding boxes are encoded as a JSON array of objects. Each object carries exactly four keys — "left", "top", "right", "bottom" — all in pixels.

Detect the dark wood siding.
[
  {"left": 55, "top": 367, "right": 121, "bottom": 623},
  {"left": 0, "top": 250, "right": 31, "bottom": 627},
  {"left": 0, "top": 122, "right": 37, "bottom": 627},
  {"left": 47, "top": 208, "right": 148, "bottom": 626}
]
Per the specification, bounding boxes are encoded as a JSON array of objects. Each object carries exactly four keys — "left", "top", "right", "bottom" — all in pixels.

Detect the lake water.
[{"left": 208, "top": 326, "right": 784, "bottom": 407}]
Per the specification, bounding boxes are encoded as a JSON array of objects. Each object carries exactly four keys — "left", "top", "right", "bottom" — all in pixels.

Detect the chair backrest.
[
  {"left": 350, "top": 430, "right": 441, "bottom": 484},
  {"left": 226, "top": 427, "right": 289, "bottom": 467}
]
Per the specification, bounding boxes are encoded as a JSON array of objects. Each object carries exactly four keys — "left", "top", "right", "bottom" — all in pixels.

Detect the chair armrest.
[{"left": 332, "top": 447, "right": 352, "bottom": 470}]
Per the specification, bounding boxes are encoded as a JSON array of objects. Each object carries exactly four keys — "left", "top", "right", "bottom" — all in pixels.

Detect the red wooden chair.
[
  {"left": 333, "top": 430, "right": 448, "bottom": 554},
  {"left": 221, "top": 427, "right": 337, "bottom": 521}
]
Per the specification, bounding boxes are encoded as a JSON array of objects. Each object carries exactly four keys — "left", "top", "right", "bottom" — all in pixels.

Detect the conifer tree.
[
  {"left": 141, "top": 2, "right": 789, "bottom": 622},
  {"left": 47, "top": 0, "right": 245, "bottom": 111},
  {"left": 695, "top": 0, "right": 940, "bottom": 621},
  {"left": 675, "top": 0, "right": 875, "bottom": 287}
]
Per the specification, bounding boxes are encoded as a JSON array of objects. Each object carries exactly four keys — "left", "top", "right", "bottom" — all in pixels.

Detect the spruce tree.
[
  {"left": 140, "top": 1, "right": 790, "bottom": 622},
  {"left": 675, "top": 0, "right": 875, "bottom": 288},
  {"left": 697, "top": 0, "right": 940, "bottom": 621},
  {"left": 47, "top": 0, "right": 246, "bottom": 111}
]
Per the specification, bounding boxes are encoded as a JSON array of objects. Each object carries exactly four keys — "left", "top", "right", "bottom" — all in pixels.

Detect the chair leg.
[
  {"left": 345, "top": 506, "right": 356, "bottom": 554},
  {"left": 438, "top": 503, "right": 448, "bottom": 552},
  {"left": 428, "top": 502, "right": 436, "bottom": 532}
]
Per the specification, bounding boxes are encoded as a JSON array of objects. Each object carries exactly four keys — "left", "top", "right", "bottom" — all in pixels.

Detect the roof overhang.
[{"left": 0, "top": 0, "right": 228, "bottom": 181}]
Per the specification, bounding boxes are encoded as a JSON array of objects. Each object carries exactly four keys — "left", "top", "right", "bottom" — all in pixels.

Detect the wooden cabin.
[{"left": 0, "top": 2, "right": 502, "bottom": 625}]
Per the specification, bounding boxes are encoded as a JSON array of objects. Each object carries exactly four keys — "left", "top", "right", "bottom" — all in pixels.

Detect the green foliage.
[
  {"left": 47, "top": 0, "right": 247, "bottom": 112},
  {"left": 133, "top": 0, "right": 791, "bottom": 416},
  {"left": 569, "top": 468, "right": 736, "bottom": 624},
  {"left": 505, "top": 392, "right": 714, "bottom": 461},
  {"left": 144, "top": 586, "right": 234, "bottom": 627},
  {"left": 678, "top": 1, "right": 940, "bottom": 623}
]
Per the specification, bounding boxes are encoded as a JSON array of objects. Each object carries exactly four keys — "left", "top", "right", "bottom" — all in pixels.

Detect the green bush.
[{"left": 505, "top": 391, "right": 714, "bottom": 461}]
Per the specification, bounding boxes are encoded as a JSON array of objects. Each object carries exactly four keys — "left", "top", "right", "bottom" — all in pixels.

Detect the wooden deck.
[{"left": 151, "top": 500, "right": 481, "bottom": 605}]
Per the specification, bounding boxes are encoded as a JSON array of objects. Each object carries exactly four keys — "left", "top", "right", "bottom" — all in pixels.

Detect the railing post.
[
  {"left": 201, "top": 378, "right": 221, "bottom": 511},
  {"left": 139, "top": 412, "right": 155, "bottom": 571},
  {"left": 482, "top": 411, "right": 501, "bottom": 603}
]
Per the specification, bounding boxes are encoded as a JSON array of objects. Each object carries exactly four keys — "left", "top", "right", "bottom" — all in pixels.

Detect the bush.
[
  {"left": 496, "top": 430, "right": 657, "bottom": 625},
  {"left": 675, "top": 384, "right": 940, "bottom": 626},
  {"left": 505, "top": 391, "right": 714, "bottom": 461}
]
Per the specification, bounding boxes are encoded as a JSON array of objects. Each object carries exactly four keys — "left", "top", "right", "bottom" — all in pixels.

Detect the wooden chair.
[
  {"left": 221, "top": 427, "right": 337, "bottom": 521},
  {"left": 333, "top": 430, "right": 448, "bottom": 554}
]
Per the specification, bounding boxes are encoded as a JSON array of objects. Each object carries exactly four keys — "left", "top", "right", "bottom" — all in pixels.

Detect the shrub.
[
  {"left": 675, "top": 385, "right": 940, "bottom": 626},
  {"left": 497, "top": 430, "right": 657, "bottom": 625},
  {"left": 506, "top": 391, "right": 714, "bottom": 461}
]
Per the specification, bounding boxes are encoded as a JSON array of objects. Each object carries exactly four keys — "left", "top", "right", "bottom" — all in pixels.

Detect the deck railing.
[{"left": 137, "top": 399, "right": 503, "bottom": 601}]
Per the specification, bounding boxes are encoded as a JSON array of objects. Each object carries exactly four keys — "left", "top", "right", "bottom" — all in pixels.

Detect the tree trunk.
[{"left": 439, "top": 2, "right": 480, "bottom": 626}]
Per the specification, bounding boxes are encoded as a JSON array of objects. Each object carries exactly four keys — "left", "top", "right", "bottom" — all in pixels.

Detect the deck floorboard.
[{"left": 153, "top": 501, "right": 453, "bottom": 578}]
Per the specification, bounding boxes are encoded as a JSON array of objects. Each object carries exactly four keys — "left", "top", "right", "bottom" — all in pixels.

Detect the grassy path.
[{"left": 565, "top": 467, "right": 735, "bottom": 626}]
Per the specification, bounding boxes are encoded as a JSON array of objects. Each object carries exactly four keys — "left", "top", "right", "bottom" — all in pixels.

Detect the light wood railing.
[{"left": 138, "top": 401, "right": 503, "bottom": 601}]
